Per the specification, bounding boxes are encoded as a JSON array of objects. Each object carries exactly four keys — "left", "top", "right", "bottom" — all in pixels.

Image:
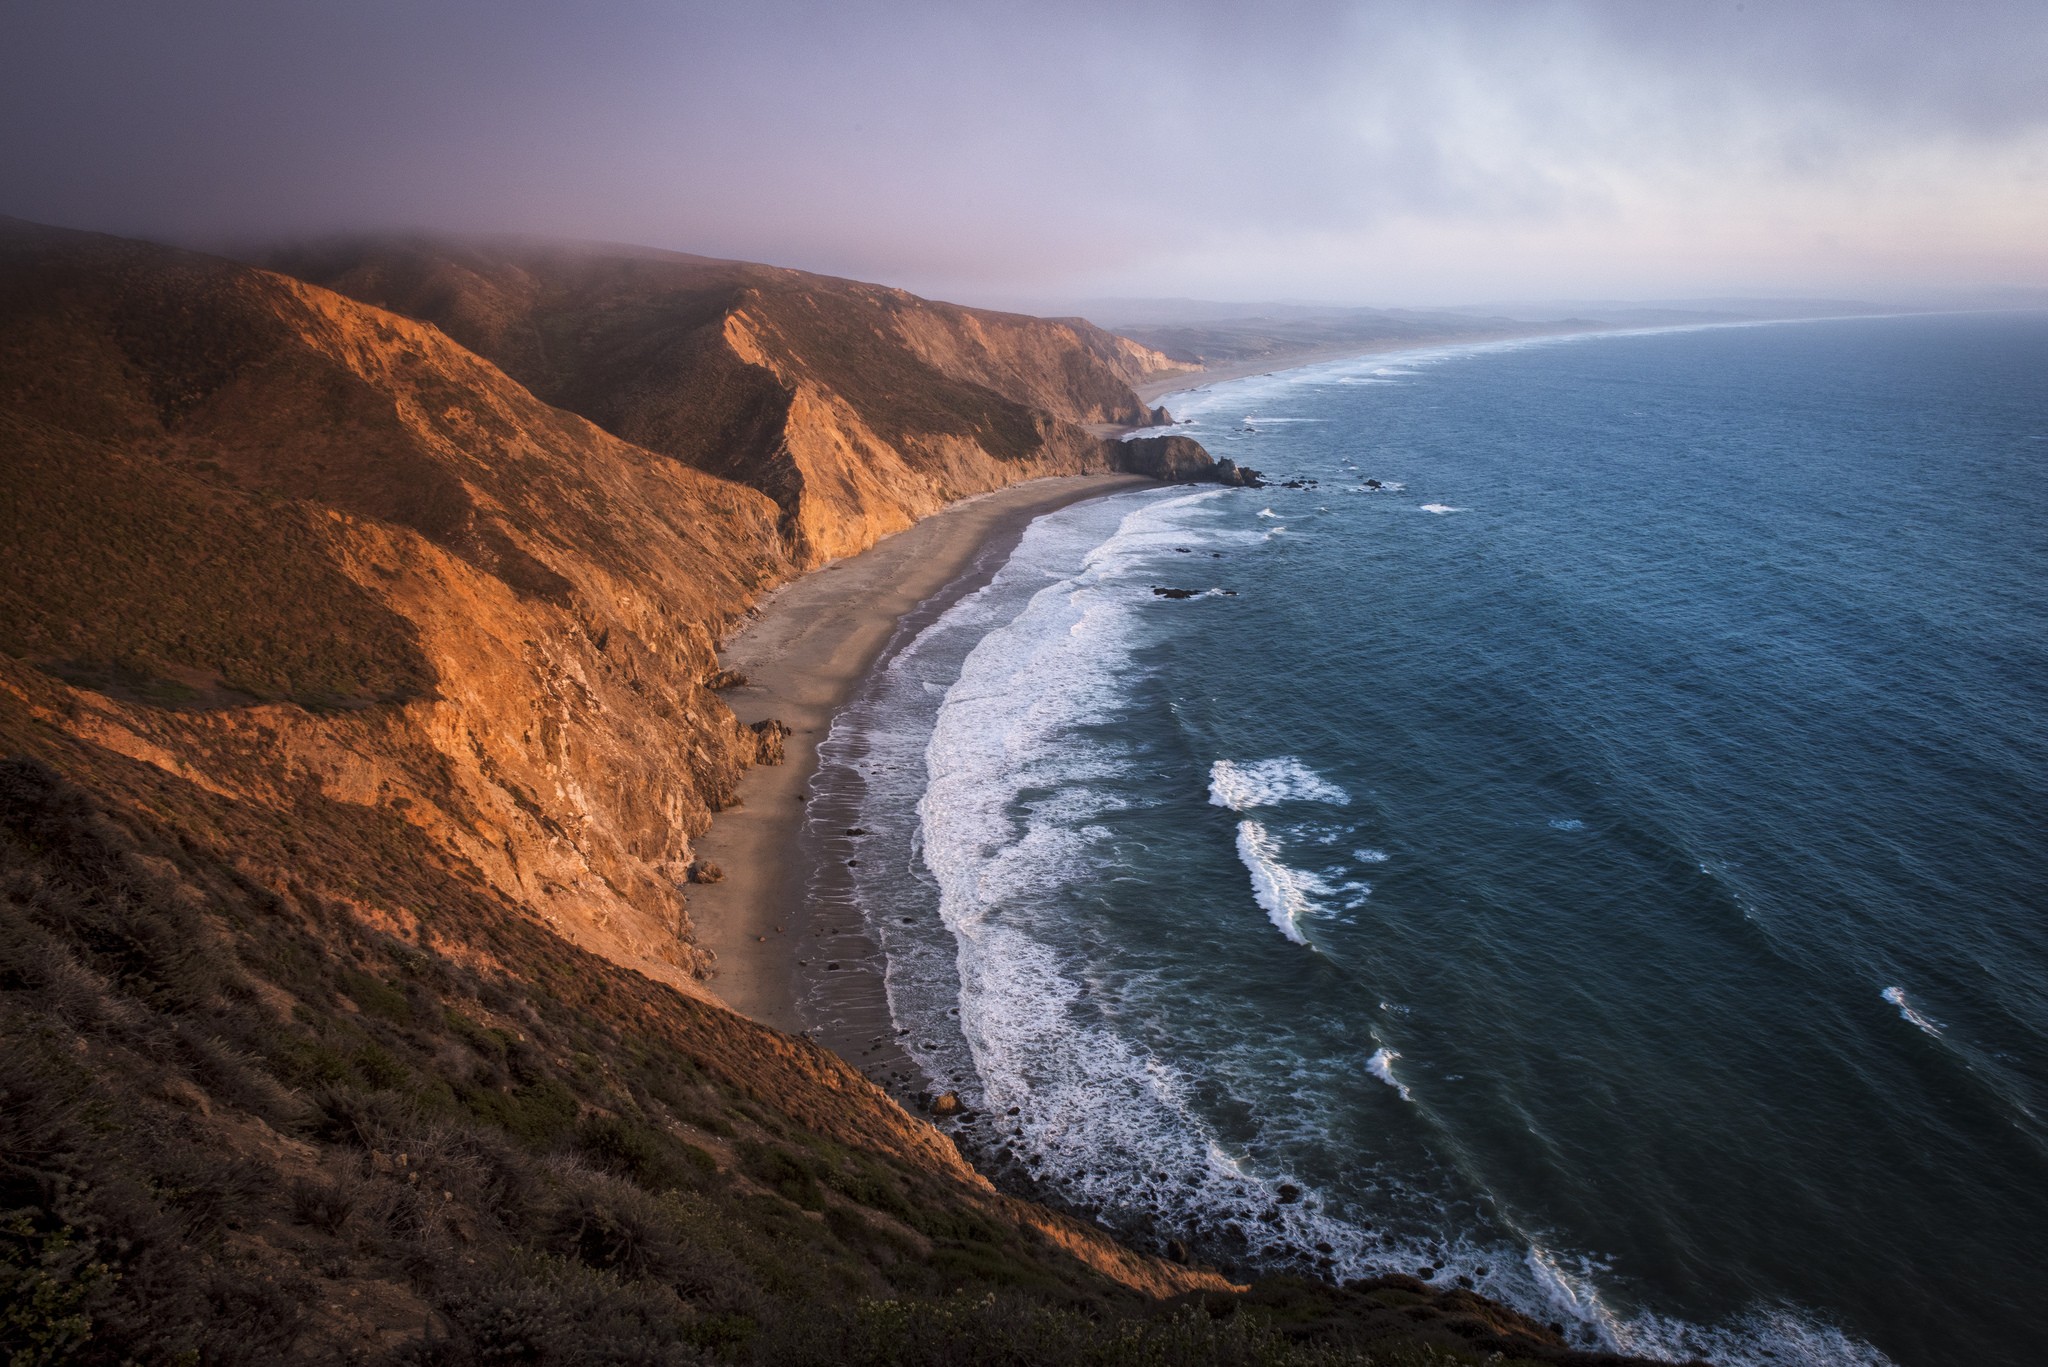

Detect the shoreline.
[{"left": 688, "top": 473, "right": 1154, "bottom": 1034}]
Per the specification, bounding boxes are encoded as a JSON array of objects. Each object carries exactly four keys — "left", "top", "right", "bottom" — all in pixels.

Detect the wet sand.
[{"left": 689, "top": 474, "right": 1153, "bottom": 1036}]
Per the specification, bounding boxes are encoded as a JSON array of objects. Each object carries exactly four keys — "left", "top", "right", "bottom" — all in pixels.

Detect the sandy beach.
[{"left": 689, "top": 473, "right": 1154, "bottom": 1034}]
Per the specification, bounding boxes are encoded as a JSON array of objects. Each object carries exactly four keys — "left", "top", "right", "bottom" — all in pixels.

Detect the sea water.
[{"left": 803, "top": 313, "right": 2048, "bottom": 1367}]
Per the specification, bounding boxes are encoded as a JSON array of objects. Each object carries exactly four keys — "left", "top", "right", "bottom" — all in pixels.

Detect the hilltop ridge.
[{"left": 266, "top": 235, "right": 1195, "bottom": 565}]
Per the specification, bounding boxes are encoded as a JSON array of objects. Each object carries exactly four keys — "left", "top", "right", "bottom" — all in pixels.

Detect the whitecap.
[
  {"left": 1548, "top": 818, "right": 1585, "bottom": 832},
  {"left": 1367, "top": 1047, "right": 1413, "bottom": 1101},
  {"left": 1234, "top": 820, "right": 1326, "bottom": 946},
  {"left": 1882, "top": 985, "right": 1944, "bottom": 1037},
  {"left": 1353, "top": 847, "right": 1390, "bottom": 863},
  {"left": 1419, "top": 503, "right": 1465, "bottom": 515},
  {"left": 1209, "top": 758, "right": 1351, "bottom": 809},
  {"left": 1257, "top": 507, "right": 1281, "bottom": 518}
]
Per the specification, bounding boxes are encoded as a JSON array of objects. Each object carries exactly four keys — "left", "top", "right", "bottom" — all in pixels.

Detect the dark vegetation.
[
  {"left": 0, "top": 740, "right": 1629, "bottom": 1366},
  {"left": 0, "top": 412, "right": 435, "bottom": 709}
]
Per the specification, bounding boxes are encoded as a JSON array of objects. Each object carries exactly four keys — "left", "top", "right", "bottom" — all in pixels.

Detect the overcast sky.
[{"left": 4, "top": 0, "right": 2044, "bottom": 307}]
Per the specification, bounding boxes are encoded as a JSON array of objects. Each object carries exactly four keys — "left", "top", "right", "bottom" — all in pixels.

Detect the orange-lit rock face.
[
  {"left": 0, "top": 223, "right": 1190, "bottom": 995},
  {"left": 269, "top": 235, "right": 1192, "bottom": 567},
  {"left": 1, "top": 222, "right": 793, "bottom": 988}
]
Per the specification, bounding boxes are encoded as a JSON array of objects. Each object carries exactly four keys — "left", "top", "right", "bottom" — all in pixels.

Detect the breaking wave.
[
  {"left": 1209, "top": 757, "right": 1351, "bottom": 810},
  {"left": 1233, "top": 820, "right": 1326, "bottom": 946},
  {"left": 1882, "top": 986, "right": 1944, "bottom": 1037}
]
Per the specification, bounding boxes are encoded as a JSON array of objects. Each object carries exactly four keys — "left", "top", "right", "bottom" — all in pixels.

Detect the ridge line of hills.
[{"left": 0, "top": 218, "right": 1675, "bottom": 1366}]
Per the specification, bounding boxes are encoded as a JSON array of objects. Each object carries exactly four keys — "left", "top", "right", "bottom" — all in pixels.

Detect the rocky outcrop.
[
  {"left": 266, "top": 236, "right": 1198, "bottom": 568},
  {"left": 1116, "top": 435, "right": 1264, "bottom": 487},
  {"left": 749, "top": 717, "right": 791, "bottom": 766},
  {"left": 1116, "top": 433, "right": 1217, "bottom": 481}
]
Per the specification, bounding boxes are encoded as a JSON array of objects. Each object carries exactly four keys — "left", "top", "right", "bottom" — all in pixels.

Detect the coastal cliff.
[
  {"left": 265, "top": 237, "right": 1198, "bottom": 566},
  {"left": 0, "top": 220, "right": 1665, "bottom": 1365}
]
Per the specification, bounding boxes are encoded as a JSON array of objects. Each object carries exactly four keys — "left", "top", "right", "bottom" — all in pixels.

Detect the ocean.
[{"left": 798, "top": 312, "right": 2048, "bottom": 1367}]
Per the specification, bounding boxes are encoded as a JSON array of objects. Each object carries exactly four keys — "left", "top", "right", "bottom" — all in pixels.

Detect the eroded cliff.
[{"left": 267, "top": 236, "right": 1196, "bottom": 566}]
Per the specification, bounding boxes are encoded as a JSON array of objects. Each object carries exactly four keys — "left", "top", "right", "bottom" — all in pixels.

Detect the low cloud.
[{"left": 4, "top": 0, "right": 2042, "bottom": 305}]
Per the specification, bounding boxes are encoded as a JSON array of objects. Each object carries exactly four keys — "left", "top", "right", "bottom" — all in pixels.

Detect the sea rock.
[
  {"left": 1214, "top": 458, "right": 1268, "bottom": 488},
  {"left": 1151, "top": 587, "right": 1200, "bottom": 600},
  {"left": 751, "top": 717, "right": 791, "bottom": 765},
  {"left": 1118, "top": 433, "right": 1217, "bottom": 482},
  {"left": 1277, "top": 1183, "right": 1302, "bottom": 1204}
]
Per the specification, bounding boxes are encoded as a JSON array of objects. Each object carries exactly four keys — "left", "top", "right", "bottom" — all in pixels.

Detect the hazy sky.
[{"left": 4, "top": 0, "right": 2044, "bottom": 307}]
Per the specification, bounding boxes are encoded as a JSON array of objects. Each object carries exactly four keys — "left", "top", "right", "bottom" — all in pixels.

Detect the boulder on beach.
[
  {"left": 751, "top": 717, "right": 792, "bottom": 765},
  {"left": 688, "top": 860, "right": 725, "bottom": 884}
]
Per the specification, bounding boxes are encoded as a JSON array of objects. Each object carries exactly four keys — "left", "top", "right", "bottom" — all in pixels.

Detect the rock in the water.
[
  {"left": 1118, "top": 433, "right": 1217, "bottom": 482},
  {"left": 1277, "top": 1183, "right": 1302, "bottom": 1204},
  {"left": 1151, "top": 587, "right": 1200, "bottom": 599},
  {"left": 1363, "top": 478, "right": 1383, "bottom": 489},
  {"left": 1215, "top": 458, "right": 1268, "bottom": 488}
]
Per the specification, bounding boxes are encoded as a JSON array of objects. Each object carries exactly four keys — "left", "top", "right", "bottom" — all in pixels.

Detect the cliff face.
[
  {"left": 266, "top": 237, "right": 1196, "bottom": 566},
  {"left": 2, "top": 222, "right": 813, "bottom": 992}
]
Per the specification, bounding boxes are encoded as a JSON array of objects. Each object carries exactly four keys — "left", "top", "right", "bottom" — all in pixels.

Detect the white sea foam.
[
  {"left": 1882, "top": 986, "right": 1944, "bottom": 1037},
  {"left": 1367, "top": 1047, "right": 1413, "bottom": 1101},
  {"left": 1257, "top": 507, "right": 1281, "bottom": 518},
  {"left": 1209, "top": 758, "right": 1351, "bottom": 809},
  {"left": 1548, "top": 818, "right": 1586, "bottom": 832},
  {"left": 900, "top": 484, "right": 1388, "bottom": 1278},
  {"left": 1235, "top": 820, "right": 1324, "bottom": 946},
  {"left": 857, "top": 386, "right": 1899, "bottom": 1367},
  {"left": 1353, "top": 847, "right": 1390, "bottom": 863},
  {"left": 972, "top": 346, "right": 1907, "bottom": 1367},
  {"left": 1419, "top": 503, "right": 1465, "bottom": 514}
]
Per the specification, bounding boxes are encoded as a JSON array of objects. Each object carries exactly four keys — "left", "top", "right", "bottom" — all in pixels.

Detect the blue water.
[{"left": 807, "top": 314, "right": 2048, "bottom": 1367}]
